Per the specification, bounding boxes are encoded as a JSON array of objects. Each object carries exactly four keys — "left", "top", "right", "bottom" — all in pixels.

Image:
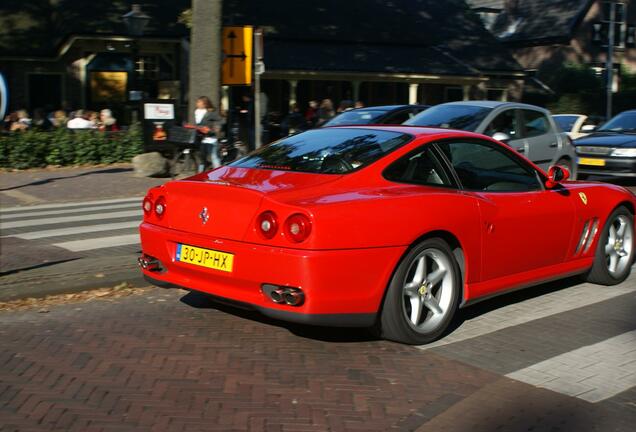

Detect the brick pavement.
[{"left": 1, "top": 288, "right": 634, "bottom": 432}]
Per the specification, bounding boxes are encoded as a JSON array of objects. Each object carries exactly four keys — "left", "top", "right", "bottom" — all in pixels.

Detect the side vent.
[{"left": 575, "top": 218, "right": 600, "bottom": 256}]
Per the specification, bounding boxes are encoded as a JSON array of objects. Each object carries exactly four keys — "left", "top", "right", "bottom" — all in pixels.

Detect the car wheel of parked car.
[
  {"left": 584, "top": 206, "right": 634, "bottom": 285},
  {"left": 379, "top": 238, "right": 461, "bottom": 344}
]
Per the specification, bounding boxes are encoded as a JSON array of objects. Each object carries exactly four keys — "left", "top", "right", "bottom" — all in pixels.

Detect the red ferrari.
[{"left": 139, "top": 126, "right": 635, "bottom": 344}]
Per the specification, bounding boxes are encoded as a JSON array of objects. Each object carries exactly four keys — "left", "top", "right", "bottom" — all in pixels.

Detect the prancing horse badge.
[{"left": 579, "top": 192, "right": 588, "bottom": 205}]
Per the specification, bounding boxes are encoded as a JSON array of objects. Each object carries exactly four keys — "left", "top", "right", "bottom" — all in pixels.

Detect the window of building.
[
  {"left": 135, "top": 55, "right": 160, "bottom": 79},
  {"left": 600, "top": 1, "right": 627, "bottom": 48}
]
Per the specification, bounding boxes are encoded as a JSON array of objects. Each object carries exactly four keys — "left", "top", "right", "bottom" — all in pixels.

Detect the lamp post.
[
  {"left": 122, "top": 4, "right": 150, "bottom": 108},
  {"left": 605, "top": 1, "right": 617, "bottom": 121}
]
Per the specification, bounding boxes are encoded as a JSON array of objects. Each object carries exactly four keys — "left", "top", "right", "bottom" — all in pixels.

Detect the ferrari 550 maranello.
[{"left": 139, "top": 126, "right": 636, "bottom": 344}]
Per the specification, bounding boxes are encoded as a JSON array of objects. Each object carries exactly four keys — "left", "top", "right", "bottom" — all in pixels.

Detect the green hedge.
[{"left": 0, "top": 124, "right": 143, "bottom": 170}]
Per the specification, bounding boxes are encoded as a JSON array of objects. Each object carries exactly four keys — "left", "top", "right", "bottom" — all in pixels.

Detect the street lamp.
[
  {"left": 122, "top": 4, "right": 150, "bottom": 37},
  {"left": 122, "top": 4, "right": 151, "bottom": 104}
]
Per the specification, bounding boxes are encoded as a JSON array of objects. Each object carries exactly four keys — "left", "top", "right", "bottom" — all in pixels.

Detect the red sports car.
[{"left": 139, "top": 126, "right": 635, "bottom": 344}]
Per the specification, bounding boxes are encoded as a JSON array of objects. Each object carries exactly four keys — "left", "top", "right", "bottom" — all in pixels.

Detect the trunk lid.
[{"left": 156, "top": 167, "right": 342, "bottom": 240}]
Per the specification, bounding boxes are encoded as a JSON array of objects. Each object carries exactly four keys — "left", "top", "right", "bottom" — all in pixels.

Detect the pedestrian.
[
  {"left": 32, "top": 108, "right": 53, "bottom": 131},
  {"left": 67, "top": 110, "right": 94, "bottom": 129},
  {"left": 305, "top": 100, "right": 319, "bottom": 128},
  {"left": 316, "top": 99, "right": 335, "bottom": 126},
  {"left": 7, "top": 110, "right": 32, "bottom": 132},
  {"left": 98, "top": 109, "right": 120, "bottom": 132},
  {"left": 337, "top": 100, "right": 354, "bottom": 113},
  {"left": 355, "top": 100, "right": 365, "bottom": 109},
  {"left": 50, "top": 110, "right": 68, "bottom": 128},
  {"left": 281, "top": 103, "right": 307, "bottom": 136},
  {"left": 194, "top": 96, "right": 223, "bottom": 171}
]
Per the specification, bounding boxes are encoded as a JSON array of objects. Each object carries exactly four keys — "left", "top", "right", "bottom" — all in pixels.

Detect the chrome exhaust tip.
[
  {"left": 270, "top": 288, "right": 286, "bottom": 303},
  {"left": 138, "top": 255, "right": 163, "bottom": 272},
  {"left": 283, "top": 290, "right": 304, "bottom": 306}
]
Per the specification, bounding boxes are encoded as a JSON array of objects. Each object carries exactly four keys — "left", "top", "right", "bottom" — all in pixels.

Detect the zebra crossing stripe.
[
  {"left": 53, "top": 234, "right": 140, "bottom": 252},
  {"left": 0, "top": 210, "right": 141, "bottom": 229},
  {"left": 507, "top": 329, "right": 636, "bottom": 402},
  {"left": 10, "top": 221, "right": 140, "bottom": 240},
  {"left": 0, "top": 202, "right": 140, "bottom": 220},
  {"left": 0, "top": 197, "right": 142, "bottom": 213}
]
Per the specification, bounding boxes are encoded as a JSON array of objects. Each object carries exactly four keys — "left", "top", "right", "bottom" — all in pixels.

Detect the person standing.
[
  {"left": 67, "top": 110, "right": 93, "bottom": 129},
  {"left": 316, "top": 99, "right": 335, "bottom": 126},
  {"left": 194, "top": 96, "right": 222, "bottom": 171}
]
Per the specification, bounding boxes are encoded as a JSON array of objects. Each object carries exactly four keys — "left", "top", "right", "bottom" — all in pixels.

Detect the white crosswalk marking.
[
  {"left": 11, "top": 221, "right": 140, "bottom": 240},
  {"left": 0, "top": 196, "right": 142, "bottom": 213},
  {"left": 0, "top": 198, "right": 144, "bottom": 252},
  {"left": 53, "top": 234, "right": 140, "bottom": 252},
  {"left": 507, "top": 330, "right": 636, "bottom": 402},
  {"left": 0, "top": 210, "right": 141, "bottom": 229},
  {"left": 0, "top": 202, "right": 139, "bottom": 220},
  {"left": 418, "top": 283, "right": 636, "bottom": 349}
]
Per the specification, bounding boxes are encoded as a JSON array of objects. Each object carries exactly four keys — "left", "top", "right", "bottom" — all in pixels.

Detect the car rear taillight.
[
  {"left": 285, "top": 214, "right": 312, "bottom": 243},
  {"left": 257, "top": 211, "right": 278, "bottom": 239},
  {"left": 154, "top": 196, "right": 166, "bottom": 218},
  {"left": 142, "top": 196, "right": 153, "bottom": 215}
]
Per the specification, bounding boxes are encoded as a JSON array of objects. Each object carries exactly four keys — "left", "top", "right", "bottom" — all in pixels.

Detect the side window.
[
  {"left": 484, "top": 109, "right": 518, "bottom": 139},
  {"left": 523, "top": 110, "right": 550, "bottom": 138},
  {"left": 383, "top": 110, "right": 413, "bottom": 125},
  {"left": 384, "top": 145, "right": 455, "bottom": 187},
  {"left": 437, "top": 140, "right": 542, "bottom": 192}
]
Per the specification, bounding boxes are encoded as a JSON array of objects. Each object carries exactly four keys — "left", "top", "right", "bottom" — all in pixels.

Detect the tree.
[{"left": 188, "top": 0, "right": 223, "bottom": 122}]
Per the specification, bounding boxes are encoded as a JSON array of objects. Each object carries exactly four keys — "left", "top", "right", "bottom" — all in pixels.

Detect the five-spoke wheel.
[{"left": 380, "top": 238, "right": 460, "bottom": 344}]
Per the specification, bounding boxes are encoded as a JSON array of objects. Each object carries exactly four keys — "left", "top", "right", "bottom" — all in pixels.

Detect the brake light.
[
  {"left": 154, "top": 196, "right": 166, "bottom": 218},
  {"left": 285, "top": 214, "right": 312, "bottom": 243},
  {"left": 142, "top": 196, "right": 153, "bottom": 215},
  {"left": 257, "top": 211, "right": 278, "bottom": 239}
]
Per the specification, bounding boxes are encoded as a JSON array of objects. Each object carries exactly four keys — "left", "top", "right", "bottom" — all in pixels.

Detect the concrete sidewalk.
[
  {"left": 1, "top": 164, "right": 167, "bottom": 301},
  {"left": 0, "top": 163, "right": 166, "bottom": 207}
]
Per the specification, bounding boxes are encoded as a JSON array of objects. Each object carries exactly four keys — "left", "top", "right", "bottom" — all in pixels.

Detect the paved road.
[{"left": 0, "top": 276, "right": 635, "bottom": 431}]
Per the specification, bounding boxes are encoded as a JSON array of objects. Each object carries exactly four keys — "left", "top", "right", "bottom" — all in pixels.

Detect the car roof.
[
  {"left": 345, "top": 104, "right": 428, "bottom": 111},
  {"left": 436, "top": 100, "right": 548, "bottom": 111},
  {"left": 328, "top": 125, "right": 487, "bottom": 139},
  {"left": 553, "top": 114, "right": 584, "bottom": 117}
]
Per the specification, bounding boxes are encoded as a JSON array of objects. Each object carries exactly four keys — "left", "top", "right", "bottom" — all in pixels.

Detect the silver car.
[{"left": 405, "top": 101, "right": 577, "bottom": 178}]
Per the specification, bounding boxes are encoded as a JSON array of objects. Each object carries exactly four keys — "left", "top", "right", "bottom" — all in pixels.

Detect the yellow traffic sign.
[{"left": 222, "top": 26, "right": 253, "bottom": 86}]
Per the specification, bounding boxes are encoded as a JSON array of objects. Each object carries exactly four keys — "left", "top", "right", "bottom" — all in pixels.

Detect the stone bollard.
[{"left": 132, "top": 152, "right": 169, "bottom": 177}]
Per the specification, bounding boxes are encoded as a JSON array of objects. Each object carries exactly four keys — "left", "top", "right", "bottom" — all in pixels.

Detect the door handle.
[
  {"left": 549, "top": 142, "right": 558, "bottom": 148},
  {"left": 516, "top": 147, "right": 525, "bottom": 153}
]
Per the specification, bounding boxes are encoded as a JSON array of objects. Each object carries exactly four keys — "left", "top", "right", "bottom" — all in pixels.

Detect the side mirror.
[
  {"left": 581, "top": 124, "right": 597, "bottom": 133},
  {"left": 545, "top": 165, "right": 570, "bottom": 189},
  {"left": 492, "top": 132, "right": 511, "bottom": 143}
]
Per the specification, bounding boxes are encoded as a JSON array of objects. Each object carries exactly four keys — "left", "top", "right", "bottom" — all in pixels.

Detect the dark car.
[
  {"left": 575, "top": 110, "right": 636, "bottom": 178},
  {"left": 323, "top": 105, "right": 429, "bottom": 127}
]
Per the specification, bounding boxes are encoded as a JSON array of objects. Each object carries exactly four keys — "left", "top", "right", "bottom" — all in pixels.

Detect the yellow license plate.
[
  {"left": 176, "top": 244, "right": 234, "bottom": 272},
  {"left": 578, "top": 157, "right": 606, "bottom": 167}
]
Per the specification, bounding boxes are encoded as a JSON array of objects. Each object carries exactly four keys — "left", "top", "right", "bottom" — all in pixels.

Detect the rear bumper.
[
  {"left": 139, "top": 222, "right": 406, "bottom": 327},
  {"left": 577, "top": 156, "right": 636, "bottom": 177}
]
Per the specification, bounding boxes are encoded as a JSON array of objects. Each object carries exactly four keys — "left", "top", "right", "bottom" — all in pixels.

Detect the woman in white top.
[{"left": 194, "top": 96, "right": 223, "bottom": 171}]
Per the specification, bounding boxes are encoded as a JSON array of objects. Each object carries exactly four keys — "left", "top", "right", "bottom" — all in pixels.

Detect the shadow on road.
[
  {"left": 179, "top": 275, "right": 587, "bottom": 344},
  {"left": 0, "top": 167, "right": 132, "bottom": 192}
]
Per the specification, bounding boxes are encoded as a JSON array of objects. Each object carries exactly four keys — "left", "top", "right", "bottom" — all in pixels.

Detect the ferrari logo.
[
  {"left": 579, "top": 192, "right": 588, "bottom": 205},
  {"left": 199, "top": 207, "right": 210, "bottom": 224}
]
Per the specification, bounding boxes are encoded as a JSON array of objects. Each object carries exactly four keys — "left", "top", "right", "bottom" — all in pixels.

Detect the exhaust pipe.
[
  {"left": 270, "top": 288, "right": 286, "bottom": 303},
  {"left": 283, "top": 290, "right": 304, "bottom": 306},
  {"left": 137, "top": 255, "right": 162, "bottom": 272},
  {"left": 262, "top": 284, "right": 305, "bottom": 306}
]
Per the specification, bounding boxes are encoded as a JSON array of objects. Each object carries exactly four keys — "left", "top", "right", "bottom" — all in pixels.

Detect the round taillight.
[
  {"left": 257, "top": 211, "right": 278, "bottom": 239},
  {"left": 142, "top": 196, "right": 153, "bottom": 215},
  {"left": 155, "top": 196, "right": 166, "bottom": 218},
  {"left": 285, "top": 214, "right": 312, "bottom": 243}
]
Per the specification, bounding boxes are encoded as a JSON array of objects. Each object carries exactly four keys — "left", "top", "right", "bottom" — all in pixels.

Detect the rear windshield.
[
  {"left": 324, "top": 109, "right": 388, "bottom": 126},
  {"left": 230, "top": 128, "right": 412, "bottom": 174},
  {"left": 405, "top": 104, "right": 492, "bottom": 132}
]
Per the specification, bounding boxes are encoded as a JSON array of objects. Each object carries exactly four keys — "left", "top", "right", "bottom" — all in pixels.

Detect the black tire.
[
  {"left": 583, "top": 206, "right": 634, "bottom": 285},
  {"left": 379, "top": 238, "right": 461, "bottom": 345}
]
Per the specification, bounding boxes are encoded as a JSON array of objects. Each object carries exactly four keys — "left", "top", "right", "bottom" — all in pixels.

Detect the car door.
[
  {"left": 481, "top": 108, "right": 527, "bottom": 156},
  {"left": 521, "top": 109, "right": 560, "bottom": 170},
  {"left": 435, "top": 139, "right": 576, "bottom": 289}
]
